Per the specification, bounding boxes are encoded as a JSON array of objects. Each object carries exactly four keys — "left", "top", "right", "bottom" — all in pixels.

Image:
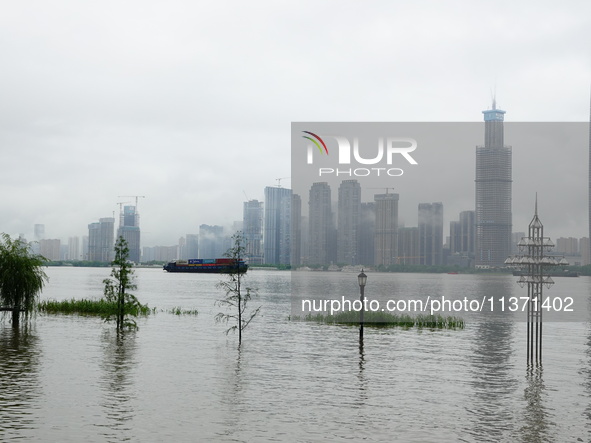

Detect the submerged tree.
[
  {"left": 0, "top": 233, "right": 48, "bottom": 326},
  {"left": 103, "top": 237, "right": 142, "bottom": 330},
  {"left": 215, "top": 231, "right": 260, "bottom": 344}
]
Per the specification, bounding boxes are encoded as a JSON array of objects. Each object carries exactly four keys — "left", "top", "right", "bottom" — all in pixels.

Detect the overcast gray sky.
[{"left": 1, "top": 0, "right": 590, "bottom": 247}]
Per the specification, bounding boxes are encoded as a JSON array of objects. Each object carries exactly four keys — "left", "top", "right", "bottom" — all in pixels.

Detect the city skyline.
[
  {"left": 26, "top": 175, "right": 591, "bottom": 266},
  {"left": 18, "top": 118, "right": 591, "bottom": 259}
]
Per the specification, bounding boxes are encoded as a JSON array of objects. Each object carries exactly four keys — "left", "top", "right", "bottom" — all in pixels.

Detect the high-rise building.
[
  {"left": 178, "top": 237, "right": 187, "bottom": 260},
  {"left": 556, "top": 237, "right": 579, "bottom": 255},
  {"left": 300, "top": 215, "right": 309, "bottom": 265},
  {"left": 143, "top": 245, "right": 178, "bottom": 262},
  {"left": 337, "top": 180, "right": 361, "bottom": 265},
  {"left": 398, "top": 227, "right": 419, "bottom": 265},
  {"left": 475, "top": 100, "right": 512, "bottom": 267},
  {"left": 580, "top": 237, "right": 590, "bottom": 266},
  {"left": 308, "top": 182, "right": 332, "bottom": 266},
  {"left": 418, "top": 202, "right": 443, "bottom": 266},
  {"left": 31, "top": 224, "right": 45, "bottom": 254},
  {"left": 449, "top": 221, "right": 461, "bottom": 254},
  {"left": 68, "top": 236, "right": 80, "bottom": 261},
  {"left": 117, "top": 205, "right": 141, "bottom": 263},
  {"left": 88, "top": 217, "right": 115, "bottom": 262},
  {"left": 459, "top": 210, "right": 476, "bottom": 256},
  {"left": 358, "top": 202, "right": 375, "bottom": 266},
  {"left": 60, "top": 244, "right": 68, "bottom": 261},
  {"left": 82, "top": 236, "right": 89, "bottom": 260},
  {"left": 243, "top": 200, "right": 264, "bottom": 265},
  {"left": 34, "top": 224, "right": 45, "bottom": 241},
  {"left": 40, "top": 239, "right": 61, "bottom": 261},
  {"left": 142, "top": 246, "right": 155, "bottom": 262},
  {"left": 278, "top": 195, "right": 293, "bottom": 265},
  {"left": 264, "top": 186, "right": 292, "bottom": 265},
  {"left": 374, "top": 193, "right": 399, "bottom": 266},
  {"left": 291, "top": 194, "right": 302, "bottom": 266},
  {"left": 186, "top": 234, "right": 199, "bottom": 260},
  {"left": 199, "top": 224, "right": 225, "bottom": 259},
  {"left": 450, "top": 210, "right": 475, "bottom": 256}
]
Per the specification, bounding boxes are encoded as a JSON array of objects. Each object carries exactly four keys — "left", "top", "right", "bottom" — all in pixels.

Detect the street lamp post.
[{"left": 358, "top": 269, "right": 367, "bottom": 339}]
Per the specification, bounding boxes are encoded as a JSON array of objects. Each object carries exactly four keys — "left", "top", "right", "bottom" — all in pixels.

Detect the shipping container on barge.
[{"left": 163, "top": 258, "right": 248, "bottom": 273}]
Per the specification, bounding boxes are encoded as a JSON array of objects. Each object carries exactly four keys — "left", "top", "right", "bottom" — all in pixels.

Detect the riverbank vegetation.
[
  {"left": 0, "top": 233, "right": 48, "bottom": 325},
  {"left": 169, "top": 306, "right": 199, "bottom": 316},
  {"left": 296, "top": 311, "right": 465, "bottom": 329},
  {"left": 38, "top": 300, "right": 199, "bottom": 317},
  {"left": 38, "top": 298, "right": 152, "bottom": 316}
]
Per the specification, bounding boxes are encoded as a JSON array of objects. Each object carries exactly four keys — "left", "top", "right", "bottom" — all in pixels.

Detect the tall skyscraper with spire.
[{"left": 475, "top": 99, "right": 512, "bottom": 267}]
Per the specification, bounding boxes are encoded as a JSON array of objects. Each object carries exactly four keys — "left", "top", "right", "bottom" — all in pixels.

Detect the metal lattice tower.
[{"left": 505, "top": 198, "right": 567, "bottom": 364}]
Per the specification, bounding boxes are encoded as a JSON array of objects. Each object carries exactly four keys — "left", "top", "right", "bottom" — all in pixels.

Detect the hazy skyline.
[{"left": 1, "top": 1, "right": 590, "bottom": 246}]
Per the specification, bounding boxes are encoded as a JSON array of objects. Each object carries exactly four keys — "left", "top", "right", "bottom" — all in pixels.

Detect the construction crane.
[
  {"left": 275, "top": 177, "right": 290, "bottom": 188},
  {"left": 117, "top": 195, "right": 146, "bottom": 208}
]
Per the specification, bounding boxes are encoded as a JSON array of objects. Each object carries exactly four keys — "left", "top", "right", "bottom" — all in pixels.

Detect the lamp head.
[{"left": 358, "top": 269, "right": 367, "bottom": 287}]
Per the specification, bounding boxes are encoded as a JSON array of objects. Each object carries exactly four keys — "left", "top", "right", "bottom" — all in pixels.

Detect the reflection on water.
[
  {"left": 0, "top": 323, "right": 42, "bottom": 440},
  {"left": 465, "top": 277, "right": 518, "bottom": 441},
  {"left": 215, "top": 346, "right": 246, "bottom": 441},
  {"left": 96, "top": 330, "right": 137, "bottom": 442},
  {"left": 519, "top": 365, "right": 552, "bottom": 443},
  {"left": 355, "top": 335, "right": 368, "bottom": 409}
]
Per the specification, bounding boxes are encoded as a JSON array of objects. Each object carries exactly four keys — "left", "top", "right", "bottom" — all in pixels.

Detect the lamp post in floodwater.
[{"left": 358, "top": 270, "right": 367, "bottom": 339}]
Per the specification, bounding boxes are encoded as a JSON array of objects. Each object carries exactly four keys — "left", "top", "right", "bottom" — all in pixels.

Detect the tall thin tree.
[
  {"left": 103, "top": 237, "right": 141, "bottom": 330},
  {"left": 215, "top": 231, "right": 260, "bottom": 344}
]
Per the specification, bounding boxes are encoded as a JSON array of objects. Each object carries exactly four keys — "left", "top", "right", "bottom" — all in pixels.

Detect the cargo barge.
[{"left": 163, "top": 258, "right": 248, "bottom": 273}]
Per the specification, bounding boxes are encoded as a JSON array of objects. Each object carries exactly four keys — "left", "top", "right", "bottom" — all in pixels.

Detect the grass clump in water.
[
  {"left": 38, "top": 298, "right": 152, "bottom": 317},
  {"left": 298, "top": 310, "right": 464, "bottom": 329},
  {"left": 168, "top": 306, "right": 199, "bottom": 316}
]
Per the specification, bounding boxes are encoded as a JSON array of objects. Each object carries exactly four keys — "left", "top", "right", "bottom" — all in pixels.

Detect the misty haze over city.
[{"left": 1, "top": 1, "right": 589, "bottom": 253}]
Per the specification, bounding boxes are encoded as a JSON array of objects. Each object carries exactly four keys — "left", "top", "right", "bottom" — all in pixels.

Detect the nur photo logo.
[{"left": 302, "top": 130, "right": 419, "bottom": 177}]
